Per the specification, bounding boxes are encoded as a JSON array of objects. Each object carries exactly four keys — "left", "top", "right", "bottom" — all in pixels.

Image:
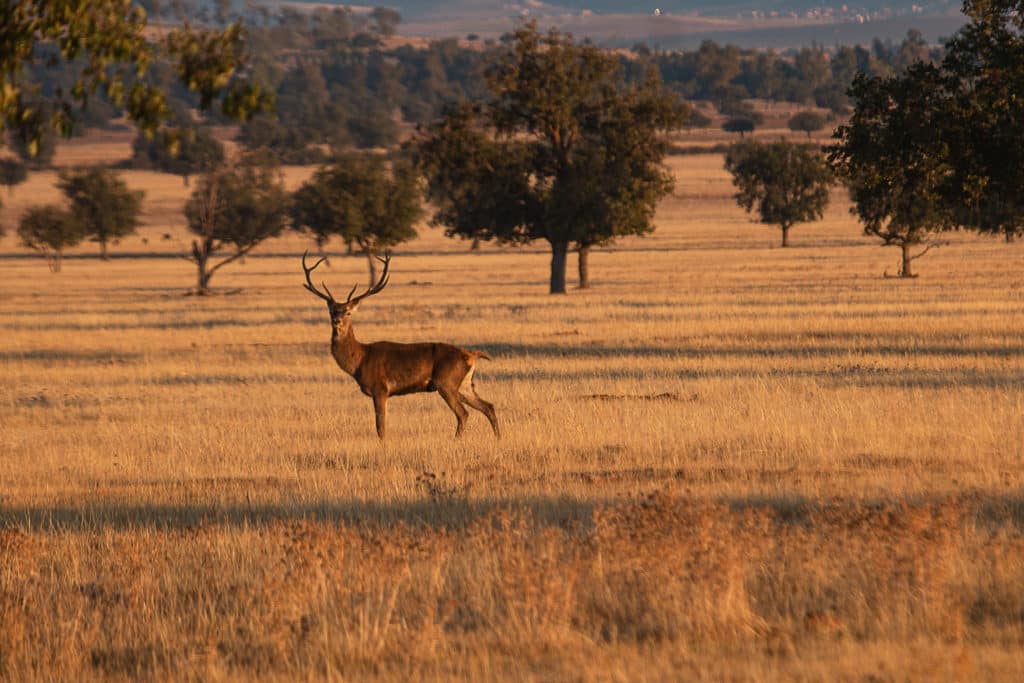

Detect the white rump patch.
[{"left": 460, "top": 365, "right": 477, "bottom": 393}]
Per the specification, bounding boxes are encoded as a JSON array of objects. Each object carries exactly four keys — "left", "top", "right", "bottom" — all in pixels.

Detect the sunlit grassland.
[{"left": 1, "top": 147, "right": 1023, "bottom": 680}]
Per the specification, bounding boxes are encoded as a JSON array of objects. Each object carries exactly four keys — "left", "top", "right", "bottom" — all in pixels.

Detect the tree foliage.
[
  {"left": 291, "top": 154, "right": 421, "bottom": 284},
  {"left": 787, "top": 111, "right": 828, "bottom": 139},
  {"left": 183, "top": 160, "right": 289, "bottom": 294},
  {"left": 725, "top": 140, "right": 833, "bottom": 247},
  {"left": 830, "top": 64, "right": 957, "bottom": 277},
  {"left": 132, "top": 126, "right": 225, "bottom": 185},
  {"left": 17, "top": 204, "right": 84, "bottom": 271},
  {"left": 0, "top": 157, "right": 27, "bottom": 197},
  {"left": 415, "top": 22, "right": 685, "bottom": 293},
  {"left": 722, "top": 116, "right": 756, "bottom": 138},
  {"left": 0, "top": 0, "right": 272, "bottom": 156},
  {"left": 943, "top": 0, "right": 1024, "bottom": 241},
  {"left": 56, "top": 168, "right": 143, "bottom": 259}
]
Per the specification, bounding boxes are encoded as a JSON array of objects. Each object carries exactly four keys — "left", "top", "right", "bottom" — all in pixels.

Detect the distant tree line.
[
  {"left": 6, "top": 1, "right": 1021, "bottom": 293},
  {"left": 8, "top": 1, "right": 946, "bottom": 169}
]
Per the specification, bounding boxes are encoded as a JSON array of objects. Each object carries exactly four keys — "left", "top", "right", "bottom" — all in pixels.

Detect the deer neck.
[{"left": 331, "top": 326, "right": 366, "bottom": 376}]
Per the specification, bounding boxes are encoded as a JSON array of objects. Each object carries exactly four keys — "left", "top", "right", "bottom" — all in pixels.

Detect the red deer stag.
[{"left": 302, "top": 251, "right": 500, "bottom": 440}]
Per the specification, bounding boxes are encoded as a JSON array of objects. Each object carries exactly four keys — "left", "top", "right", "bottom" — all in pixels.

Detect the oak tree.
[
  {"left": 943, "top": 0, "right": 1024, "bottom": 242},
  {"left": 56, "top": 168, "right": 143, "bottom": 260},
  {"left": 415, "top": 23, "right": 685, "bottom": 293},
  {"left": 17, "top": 204, "right": 85, "bottom": 271},
  {"left": 830, "top": 65, "right": 957, "bottom": 277},
  {"left": 725, "top": 140, "right": 832, "bottom": 248},
  {"left": 183, "top": 160, "right": 288, "bottom": 294},
  {"left": 291, "top": 154, "right": 421, "bottom": 284},
  {"left": 787, "top": 111, "right": 827, "bottom": 139}
]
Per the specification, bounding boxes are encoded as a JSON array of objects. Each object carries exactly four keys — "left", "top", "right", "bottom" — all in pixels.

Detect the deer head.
[{"left": 302, "top": 250, "right": 391, "bottom": 338}]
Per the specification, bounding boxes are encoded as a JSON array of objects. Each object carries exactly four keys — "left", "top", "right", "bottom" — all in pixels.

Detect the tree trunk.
[
  {"left": 99, "top": 236, "right": 109, "bottom": 261},
  {"left": 577, "top": 243, "right": 591, "bottom": 289},
  {"left": 781, "top": 224, "right": 791, "bottom": 247},
  {"left": 194, "top": 241, "right": 212, "bottom": 294},
  {"left": 470, "top": 236, "right": 481, "bottom": 251},
  {"left": 365, "top": 247, "right": 378, "bottom": 285},
  {"left": 1006, "top": 231, "right": 1016, "bottom": 244},
  {"left": 549, "top": 240, "right": 568, "bottom": 294},
  {"left": 49, "top": 252, "right": 61, "bottom": 273},
  {"left": 316, "top": 240, "right": 331, "bottom": 266},
  {"left": 900, "top": 243, "right": 914, "bottom": 278}
]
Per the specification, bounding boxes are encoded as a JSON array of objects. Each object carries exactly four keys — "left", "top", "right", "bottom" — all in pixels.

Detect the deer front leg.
[{"left": 372, "top": 392, "right": 388, "bottom": 440}]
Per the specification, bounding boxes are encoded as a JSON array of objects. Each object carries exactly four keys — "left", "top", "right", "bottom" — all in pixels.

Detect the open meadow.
[{"left": 1, "top": 133, "right": 1023, "bottom": 680}]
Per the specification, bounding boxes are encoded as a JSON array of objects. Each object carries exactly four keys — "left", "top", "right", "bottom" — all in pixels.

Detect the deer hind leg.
[
  {"left": 459, "top": 366, "right": 500, "bottom": 438},
  {"left": 372, "top": 393, "right": 388, "bottom": 440},
  {"left": 437, "top": 387, "right": 469, "bottom": 438}
]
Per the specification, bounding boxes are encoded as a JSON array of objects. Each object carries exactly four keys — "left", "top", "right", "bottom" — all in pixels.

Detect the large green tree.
[
  {"left": 56, "top": 168, "right": 143, "bottom": 260},
  {"left": 183, "top": 160, "right": 289, "bottom": 294},
  {"left": 830, "top": 64, "right": 957, "bottom": 277},
  {"left": 725, "top": 140, "right": 833, "bottom": 248},
  {"left": 943, "top": 0, "right": 1024, "bottom": 242},
  {"left": 1, "top": 0, "right": 271, "bottom": 155},
  {"left": 415, "top": 22, "right": 685, "bottom": 294},
  {"left": 291, "top": 154, "right": 421, "bottom": 284}
]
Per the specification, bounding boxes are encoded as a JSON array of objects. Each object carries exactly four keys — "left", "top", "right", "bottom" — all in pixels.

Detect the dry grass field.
[{"left": 1, "top": 131, "right": 1023, "bottom": 680}]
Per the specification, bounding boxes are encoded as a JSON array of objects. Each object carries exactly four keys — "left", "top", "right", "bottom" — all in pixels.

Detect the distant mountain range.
[{"left": 287, "top": 0, "right": 968, "bottom": 48}]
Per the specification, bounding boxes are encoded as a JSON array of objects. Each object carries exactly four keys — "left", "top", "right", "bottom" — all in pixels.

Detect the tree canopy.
[
  {"left": 183, "top": 160, "right": 289, "bottom": 294},
  {"left": 291, "top": 154, "right": 422, "bottom": 284},
  {"left": 56, "top": 168, "right": 143, "bottom": 259},
  {"left": 132, "top": 126, "right": 225, "bottom": 185},
  {"left": 829, "top": 64, "right": 957, "bottom": 277},
  {"left": 722, "top": 116, "right": 756, "bottom": 138},
  {"left": 1, "top": 0, "right": 272, "bottom": 156},
  {"left": 415, "top": 22, "right": 685, "bottom": 293},
  {"left": 787, "top": 111, "right": 828, "bottom": 139},
  {"left": 725, "top": 140, "right": 833, "bottom": 247},
  {"left": 943, "top": 0, "right": 1024, "bottom": 241},
  {"left": 17, "top": 204, "right": 84, "bottom": 271}
]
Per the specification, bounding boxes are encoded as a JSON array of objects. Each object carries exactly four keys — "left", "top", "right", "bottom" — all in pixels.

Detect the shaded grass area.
[{"left": 2, "top": 494, "right": 1022, "bottom": 681}]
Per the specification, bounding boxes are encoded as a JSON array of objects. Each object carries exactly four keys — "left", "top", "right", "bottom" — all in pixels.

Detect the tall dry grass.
[{"left": 1, "top": 145, "right": 1023, "bottom": 679}]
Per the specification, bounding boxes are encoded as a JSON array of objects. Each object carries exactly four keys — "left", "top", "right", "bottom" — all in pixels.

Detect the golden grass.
[{"left": 2, "top": 146, "right": 1023, "bottom": 680}]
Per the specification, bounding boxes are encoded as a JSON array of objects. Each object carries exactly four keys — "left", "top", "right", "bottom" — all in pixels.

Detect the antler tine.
[
  {"left": 348, "top": 252, "right": 393, "bottom": 305},
  {"left": 301, "top": 250, "right": 334, "bottom": 302}
]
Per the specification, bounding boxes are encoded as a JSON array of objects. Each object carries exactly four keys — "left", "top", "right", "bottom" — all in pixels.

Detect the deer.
[{"left": 302, "top": 251, "right": 500, "bottom": 440}]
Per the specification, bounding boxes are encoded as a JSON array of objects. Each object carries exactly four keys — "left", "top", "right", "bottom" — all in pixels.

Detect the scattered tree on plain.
[
  {"left": 943, "top": 0, "right": 1024, "bottom": 243},
  {"left": 722, "top": 116, "right": 756, "bottom": 138},
  {"left": 17, "top": 205, "right": 84, "bottom": 272},
  {"left": 787, "top": 111, "right": 827, "bottom": 140},
  {"left": 291, "top": 154, "right": 421, "bottom": 284},
  {"left": 183, "top": 160, "right": 289, "bottom": 294},
  {"left": 132, "top": 127, "right": 225, "bottom": 185},
  {"left": 0, "top": 158, "right": 27, "bottom": 197},
  {"left": 830, "top": 64, "right": 956, "bottom": 277},
  {"left": 725, "top": 140, "right": 833, "bottom": 248},
  {"left": 415, "top": 22, "right": 685, "bottom": 294},
  {"left": 57, "top": 168, "right": 143, "bottom": 260}
]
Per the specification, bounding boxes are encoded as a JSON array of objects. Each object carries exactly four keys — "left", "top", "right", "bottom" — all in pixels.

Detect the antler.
[
  {"left": 347, "top": 253, "right": 392, "bottom": 306},
  {"left": 302, "top": 250, "right": 335, "bottom": 303}
]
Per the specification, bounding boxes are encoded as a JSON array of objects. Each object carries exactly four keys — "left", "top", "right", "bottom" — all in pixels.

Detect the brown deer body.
[{"left": 303, "top": 252, "right": 499, "bottom": 440}]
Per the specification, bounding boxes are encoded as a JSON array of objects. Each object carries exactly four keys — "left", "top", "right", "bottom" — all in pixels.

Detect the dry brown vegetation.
[{"left": 1, "top": 136, "right": 1023, "bottom": 680}]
